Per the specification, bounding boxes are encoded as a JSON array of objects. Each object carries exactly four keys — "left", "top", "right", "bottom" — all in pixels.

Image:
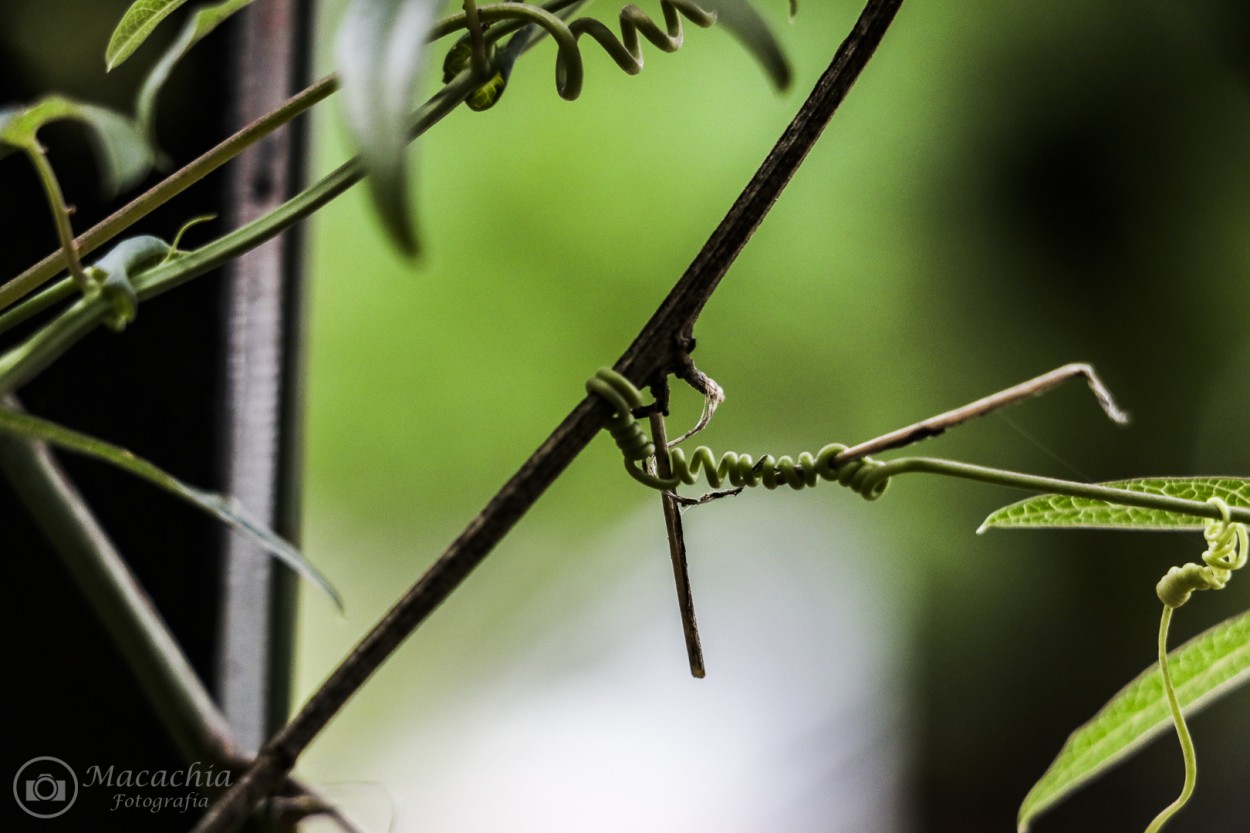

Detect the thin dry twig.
[
  {"left": 649, "top": 410, "right": 705, "bottom": 678},
  {"left": 672, "top": 487, "right": 745, "bottom": 507},
  {"left": 191, "top": 2, "right": 906, "bottom": 829},
  {"left": 667, "top": 363, "right": 724, "bottom": 447},
  {"left": 833, "top": 362, "right": 1129, "bottom": 464}
]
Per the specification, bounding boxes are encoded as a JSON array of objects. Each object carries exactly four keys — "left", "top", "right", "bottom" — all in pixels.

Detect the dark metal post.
[{"left": 216, "top": 0, "right": 312, "bottom": 754}]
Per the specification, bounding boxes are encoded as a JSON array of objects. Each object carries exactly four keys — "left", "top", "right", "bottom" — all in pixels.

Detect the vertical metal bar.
[{"left": 216, "top": 0, "right": 310, "bottom": 754}]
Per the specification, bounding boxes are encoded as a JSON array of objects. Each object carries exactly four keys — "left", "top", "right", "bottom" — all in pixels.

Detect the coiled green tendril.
[
  {"left": 586, "top": 368, "right": 890, "bottom": 500},
  {"left": 1145, "top": 497, "right": 1247, "bottom": 833},
  {"left": 442, "top": 1, "right": 718, "bottom": 109},
  {"left": 1156, "top": 497, "right": 1248, "bottom": 608}
]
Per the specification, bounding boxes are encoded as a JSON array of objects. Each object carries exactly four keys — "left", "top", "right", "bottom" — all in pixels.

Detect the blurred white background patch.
[{"left": 307, "top": 500, "right": 915, "bottom": 833}]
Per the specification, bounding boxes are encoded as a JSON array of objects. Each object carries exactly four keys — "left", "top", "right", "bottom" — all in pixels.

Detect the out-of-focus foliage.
[
  {"left": 336, "top": 0, "right": 440, "bottom": 255},
  {"left": 0, "top": 94, "right": 152, "bottom": 194}
]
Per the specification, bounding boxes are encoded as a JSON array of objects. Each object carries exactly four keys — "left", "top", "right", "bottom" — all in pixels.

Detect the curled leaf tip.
[{"left": 336, "top": 0, "right": 438, "bottom": 256}]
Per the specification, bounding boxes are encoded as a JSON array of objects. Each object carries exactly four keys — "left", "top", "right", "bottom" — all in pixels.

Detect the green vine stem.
[
  {"left": 1142, "top": 500, "right": 1245, "bottom": 832},
  {"left": 0, "top": 71, "right": 479, "bottom": 396},
  {"left": 25, "top": 145, "right": 91, "bottom": 291},
  {"left": 0, "top": 74, "right": 339, "bottom": 314},
  {"left": 587, "top": 368, "right": 1250, "bottom": 526},
  {"left": 1144, "top": 605, "right": 1195, "bottom": 833},
  {"left": 0, "top": 1, "right": 535, "bottom": 313},
  {"left": 3, "top": 0, "right": 733, "bottom": 382},
  {"left": 0, "top": 0, "right": 737, "bottom": 318},
  {"left": 874, "top": 457, "right": 1250, "bottom": 526},
  {"left": 462, "top": 0, "right": 492, "bottom": 80}
]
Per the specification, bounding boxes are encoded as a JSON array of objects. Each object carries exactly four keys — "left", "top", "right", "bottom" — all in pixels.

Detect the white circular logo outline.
[{"left": 13, "top": 756, "right": 78, "bottom": 819}]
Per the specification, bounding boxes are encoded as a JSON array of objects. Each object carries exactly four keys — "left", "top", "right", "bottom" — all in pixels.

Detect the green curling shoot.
[
  {"left": 1146, "top": 496, "right": 1248, "bottom": 833},
  {"left": 1156, "top": 496, "right": 1248, "bottom": 608},
  {"left": 441, "top": 1, "right": 720, "bottom": 110},
  {"left": 586, "top": 367, "right": 890, "bottom": 500}
]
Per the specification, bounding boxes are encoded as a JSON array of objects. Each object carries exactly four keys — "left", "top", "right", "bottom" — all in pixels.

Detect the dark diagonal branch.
[
  {"left": 618, "top": 0, "right": 907, "bottom": 379},
  {"left": 191, "top": 2, "right": 906, "bottom": 830}
]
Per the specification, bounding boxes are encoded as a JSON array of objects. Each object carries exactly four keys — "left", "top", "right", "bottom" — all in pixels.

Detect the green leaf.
[
  {"left": 136, "top": 0, "right": 258, "bottom": 153},
  {"left": 335, "top": 0, "right": 439, "bottom": 256},
  {"left": 0, "top": 406, "right": 341, "bottom": 609},
  {"left": 699, "top": 0, "right": 793, "bottom": 90},
  {"left": 980, "top": 478, "right": 1250, "bottom": 533},
  {"left": 106, "top": 0, "right": 191, "bottom": 70},
  {"left": 0, "top": 95, "right": 153, "bottom": 195},
  {"left": 0, "top": 106, "right": 22, "bottom": 161},
  {"left": 1018, "top": 610, "right": 1250, "bottom": 831}
]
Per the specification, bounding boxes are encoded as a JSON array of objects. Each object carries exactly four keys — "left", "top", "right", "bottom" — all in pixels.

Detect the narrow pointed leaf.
[
  {"left": 136, "top": 0, "right": 258, "bottom": 150},
  {"left": 0, "top": 95, "right": 153, "bottom": 194},
  {"left": 106, "top": 0, "right": 192, "bottom": 70},
  {"left": 1018, "top": 610, "right": 1250, "bottom": 831},
  {"left": 335, "top": 0, "right": 439, "bottom": 256},
  {"left": 72, "top": 102, "right": 155, "bottom": 195},
  {"left": 0, "top": 406, "right": 341, "bottom": 608},
  {"left": 699, "top": 0, "right": 793, "bottom": 90},
  {"left": 980, "top": 477, "right": 1250, "bottom": 532}
]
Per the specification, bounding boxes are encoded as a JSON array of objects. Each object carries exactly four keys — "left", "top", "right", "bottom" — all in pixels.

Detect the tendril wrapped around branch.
[
  {"left": 586, "top": 368, "right": 890, "bottom": 501},
  {"left": 1156, "top": 497, "right": 1248, "bottom": 608},
  {"left": 440, "top": 1, "right": 720, "bottom": 108}
]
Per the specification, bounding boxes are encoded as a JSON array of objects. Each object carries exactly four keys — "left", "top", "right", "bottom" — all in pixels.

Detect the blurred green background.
[
  {"left": 5, "top": 0, "right": 1250, "bottom": 830},
  {"left": 298, "top": 1, "right": 1250, "bottom": 831}
]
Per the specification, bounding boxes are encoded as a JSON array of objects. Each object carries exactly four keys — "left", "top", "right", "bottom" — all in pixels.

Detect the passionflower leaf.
[
  {"left": 1018, "top": 610, "right": 1250, "bottom": 831},
  {"left": 980, "top": 477, "right": 1250, "bottom": 533},
  {"left": 106, "top": 0, "right": 192, "bottom": 70},
  {"left": 0, "top": 95, "right": 153, "bottom": 195}
]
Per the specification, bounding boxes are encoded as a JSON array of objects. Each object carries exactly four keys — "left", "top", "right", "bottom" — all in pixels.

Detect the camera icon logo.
[{"left": 13, "top": 757, "right": 77, "bottom": 818}]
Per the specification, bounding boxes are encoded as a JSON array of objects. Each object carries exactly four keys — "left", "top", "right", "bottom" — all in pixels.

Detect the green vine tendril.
[
  {"left": 586, "top": 368, "right": 891, "bottom": 499},
  {"left": 589, "top": 367, "right": 1250, "bottom": 832},
  {"left": 586, "top": 368, "right": 1250, "bottom": 526},
  {"left": 1146, "top": 497, "right": 1247, "bottom": 833},
  {"left": 1156, "top": 497, "right": 1248, "bottom": 608},
  {"left": 438, "top": 0, "right": 719, "bottom": 109}
]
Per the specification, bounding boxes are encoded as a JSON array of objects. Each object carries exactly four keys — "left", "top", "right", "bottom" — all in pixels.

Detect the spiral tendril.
[
  {"left": 442, "top": 1, "right": 718, "bottom": 108},
  {"left": 587, "top": 368, "right": 890, "bottom": 501},
  {"left": 1156, "top": 497, "right": 1248, "bottom": 608},
  {"left": 564, "top": 1, "right": 716, "bottom": 83},
  {"left": 1146, "top": 497, "right": 1246, "bottom": 832}
]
